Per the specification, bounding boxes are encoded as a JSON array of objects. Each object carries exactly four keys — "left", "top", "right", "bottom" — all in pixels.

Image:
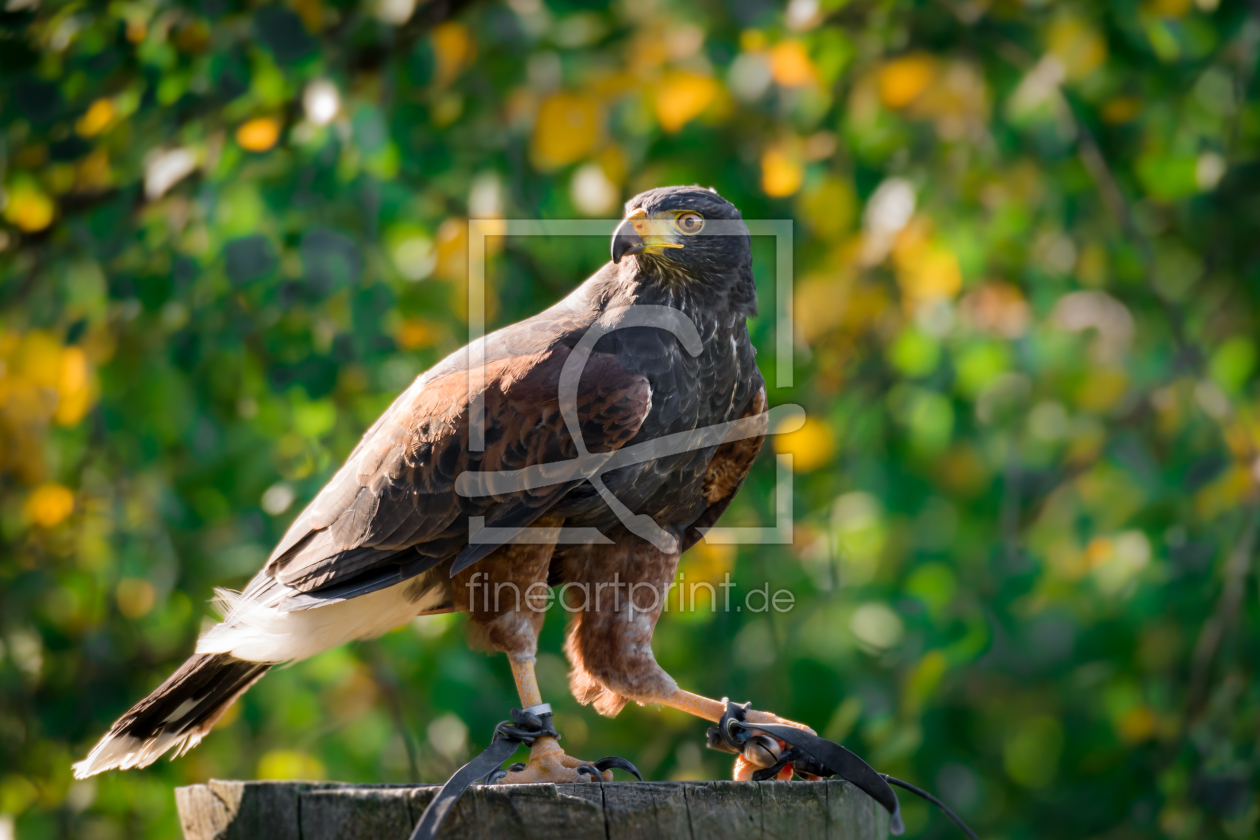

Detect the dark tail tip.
[{"left": 74, "top": 653, "right": 271, "bottom": 778}]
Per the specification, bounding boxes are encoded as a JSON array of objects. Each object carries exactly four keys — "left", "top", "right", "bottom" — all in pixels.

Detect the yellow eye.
[{"left": 675, "top": 212, "right": 704, "bottom": 234}]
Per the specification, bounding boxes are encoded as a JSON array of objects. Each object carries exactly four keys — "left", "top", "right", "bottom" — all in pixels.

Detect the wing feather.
[{"left": 260, "top": 346, "right": 651, "bottom": 605}]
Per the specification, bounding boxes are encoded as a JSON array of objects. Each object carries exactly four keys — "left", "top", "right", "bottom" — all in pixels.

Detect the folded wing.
[{"left": 244, "top": 347, "right": 652, "bottom": 611}]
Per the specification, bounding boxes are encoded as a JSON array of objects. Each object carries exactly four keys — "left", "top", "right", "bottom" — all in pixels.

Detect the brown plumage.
[{"left": 75, "top": 186, "right": 788, "bottom": 783}]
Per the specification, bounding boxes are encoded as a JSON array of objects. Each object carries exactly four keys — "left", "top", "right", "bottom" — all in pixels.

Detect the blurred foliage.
[{"left": 1, "top": 0, "right": 1259, "bottom": 838}]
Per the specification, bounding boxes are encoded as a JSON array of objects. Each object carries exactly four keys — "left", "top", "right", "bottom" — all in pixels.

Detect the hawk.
[{"left": 75, "top": 186, "right": 808, "bottom": 784}]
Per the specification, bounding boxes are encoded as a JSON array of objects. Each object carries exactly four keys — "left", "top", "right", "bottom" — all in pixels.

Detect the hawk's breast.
[{"left": 559, "top": 310, "right": 760, "bottom": 535}]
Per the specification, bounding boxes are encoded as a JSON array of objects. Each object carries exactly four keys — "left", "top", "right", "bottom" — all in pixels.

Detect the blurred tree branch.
[{"left": 1187, "top": 502, "right": 1258, "bottom": 718}]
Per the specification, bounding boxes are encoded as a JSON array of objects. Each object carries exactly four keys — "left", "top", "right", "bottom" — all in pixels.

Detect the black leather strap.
[
  {"left": 707, "top": 698, "right": 978, "bottom": 839},
  {"left": 733, "top": 720, "right": 905, "bottom": 835},
  {"left": 408, "top": 706, "right": 556, "bottom": 840},
  {"left": 412, "top": 699, "right": 968, "bottom": 840},
  {"left": 407, "top": 735, "right": 521, "bottom": 840},
  {"left": 408, "top": 704, "right": 641, "bottom": 840}
]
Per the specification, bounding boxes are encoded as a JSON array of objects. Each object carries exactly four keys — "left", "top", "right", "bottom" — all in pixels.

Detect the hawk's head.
[{"left": 611, "top": 186, "right": 752, "bottom": 284}]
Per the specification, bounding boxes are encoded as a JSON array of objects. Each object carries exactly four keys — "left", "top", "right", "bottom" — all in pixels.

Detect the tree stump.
[{"left": 176, "top": 779, "right": 890, "bottom": 840}]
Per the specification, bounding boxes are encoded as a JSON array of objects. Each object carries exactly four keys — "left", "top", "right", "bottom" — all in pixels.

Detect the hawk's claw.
[
  {"left": 496, "top": 737, "right": 614, "bottom": 784},
  {"left": 592, "top": 755, "right": 644, "bottom": 780},
  {"left": 482, "top": 767, "right": 508, "bottom": 784}
]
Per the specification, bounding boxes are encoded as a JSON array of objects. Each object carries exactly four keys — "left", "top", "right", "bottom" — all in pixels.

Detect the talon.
[
  {"left": 593, "top": 756, "right": 643, "bottom": 781},
  {"left": 497, "top": 737, "right": 614, "bottom": 784},
  {"left": 706, "top": 726, "right": 739, "bottom": 755},
  {"left": 793, "top": 754, "right": 832, "bottom": 779}
]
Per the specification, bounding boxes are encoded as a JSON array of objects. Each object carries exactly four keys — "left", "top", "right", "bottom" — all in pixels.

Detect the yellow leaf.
[
  {"left": 1194, "top": 464, "right": 1251, "bottom": 521},
  {"left": 0, "top": 775, "right": 40, "bottom": 816},
  {"left": 25, "top": 483, "right": 75, "bottom": 528},
  {"left": 590, "top": 70, "right": 640, "bottom": 99},
  {"left": 257, "top": 749, "right": 326, "bottom": 781},
  {"left": 761, "top": 144, "right": 804, "bottom": 198},
  {"left": 897, "top": 245, "right": 963, "bottom": 307},
  {"left": 934, "top": 444, "right": 990, "bottom": 498},
  {"left": 76, "top": 98, "right": 116, "bottom": 137},
  {"left": 684, "top": 540, "right": 736, "bottom": 584},
  {"left": 76, "top": 149, "right": 113, "bottom": 192},
  {"left": 1074, "top": 367, "right": 1129, "bottom": 412},
  {"left": 1076, "top": 243, "right": 1108, "bottom": 286},
  {"left": 877, "top": 54, "right": 936, "bottom": 109},
  {"left": 769, "top": 40, "right": 818, "bottom": 87},
  {"left": 1116, "top": 706, "right": 1157, "bottom": 743},
  {"left": 1223, "top": 417, "right": 1260, "bottom": 460},
  {"left": 432, "top": 22, "right": 475, "bottom": 85},
  {"left": 794, "top": 276, "right": 847, "bottom": 342},
  {"left": 215, "top": 700, "right": 242, "bottom": 729},
  {"left": 292, "top": 0, "right": 323, "bottom": 31},
  {"left": 3, "top": 182, "right": 56, "bottom": 233},
  {"left": 396, "top": 318, "right": 437, "bottom": 350},
  {"left": 174, "top": 20, "right": 212, "bottom": 53},
  {"left": 13, "top": 330, "right": 63, "bottom": 390},
  {"left": 797, "top": 176, "right": 856, "bottom": 237},
  {"left": 597, "top": 144, "right": 628, "bottom": 186},
  {"left": 903, "top": 650, "right": 948, "bottom": 715},
  {"left": 532, "top": 92, "right": 601, "bottom": 169},
  {"left": 434, "top": 217, "right": 467, "bottom": 282},
  {"left": 59, "top": 347, "right": 88, "bottom": 397},
  {"left": 1145, "top": 0, "right": 1191, "bottom": 16},
  {"left": 654, "top": 72, "right": 720, "bottom": 133},
  {"left": 55, "top": 346, "right": 94, "bottom": 426},
  {"left": 628, "top": 29, "right": 669, "bottom": 72},
  {"left": 236, "top": 117, "right": 281, "bottom": 152},
  {"left": 1047, "top": 15, "right": 1107, "bottom": 81},
  {"left": 116, "top": 578, "right": 156, "bottom": 619},
  {"left": 839, "top": 283, "right": 891, "bottom": 337},
  {"left": 1101, "top": 97, "right": 1142, "bottom": 124},
  {"left": 740, "top": 29, "right": 767, "bottom": 52},
  {"left": 450, "top": 277, "right": 500, "bottom": 326},
  {"left": 773, "top": 416, "right": 835, "bottom": 472}
]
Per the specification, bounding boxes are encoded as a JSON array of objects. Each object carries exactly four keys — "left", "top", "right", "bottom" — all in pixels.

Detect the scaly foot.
[{"left": 498, "top": 737, "right": 613, "bottom": 784}]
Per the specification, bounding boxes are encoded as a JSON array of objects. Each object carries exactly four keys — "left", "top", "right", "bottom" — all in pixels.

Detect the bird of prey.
[{"left": 75, "top": 185, "right": 808, "bottom": 784}]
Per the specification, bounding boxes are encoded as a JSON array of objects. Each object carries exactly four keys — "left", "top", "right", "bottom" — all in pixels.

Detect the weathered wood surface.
[{"left": 176, "top": 779, "right": 889, "bottom": 840}]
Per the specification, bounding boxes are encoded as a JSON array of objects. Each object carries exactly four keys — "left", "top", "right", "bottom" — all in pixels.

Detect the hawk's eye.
[{"left": 675, "top": 212, "right": 704, "bottom": 234}]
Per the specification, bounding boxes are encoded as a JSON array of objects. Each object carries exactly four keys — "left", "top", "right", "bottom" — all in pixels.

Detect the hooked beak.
[
  {"left": 611, "top": 215, "right": 644, "bottom": 264},
  {"left": 611, "top": 208, "right": 683, "bottom": 264}
]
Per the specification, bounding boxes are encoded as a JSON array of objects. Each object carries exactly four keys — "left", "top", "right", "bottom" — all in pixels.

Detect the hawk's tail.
[{"left": 73, "top": 653, "right": 271, "bottom": 778}]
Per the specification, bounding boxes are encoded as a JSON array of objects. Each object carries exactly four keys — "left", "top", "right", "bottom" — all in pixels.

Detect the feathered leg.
[
  {"left": 560, "top": 534, "right": 812, "bottom": 780},
  {"left": 457, "top": 518, "right": 612, "bottom": 783}
]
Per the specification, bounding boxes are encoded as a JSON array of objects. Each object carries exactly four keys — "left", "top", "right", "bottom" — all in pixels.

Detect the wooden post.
[{"left": 176, "top": 779, "right": 890, "bottom": 840}]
